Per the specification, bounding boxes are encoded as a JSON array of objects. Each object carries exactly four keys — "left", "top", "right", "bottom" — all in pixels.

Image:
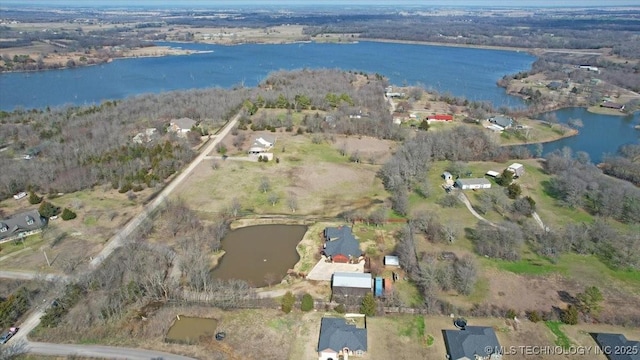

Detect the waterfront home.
[{"left": 322, "top": 226, "right": 363, "bottom": 263}]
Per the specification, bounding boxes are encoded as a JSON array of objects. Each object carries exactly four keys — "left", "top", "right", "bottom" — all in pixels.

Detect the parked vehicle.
[{"left": 0, "top": 327, "right": 18, "bottom": 344}]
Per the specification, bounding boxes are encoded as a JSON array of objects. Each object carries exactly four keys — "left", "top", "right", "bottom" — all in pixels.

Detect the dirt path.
[{"left": 456, "top": 191, "right": 497, "bottom": 226}]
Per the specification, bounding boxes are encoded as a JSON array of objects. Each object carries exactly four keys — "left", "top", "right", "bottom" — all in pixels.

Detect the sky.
[{"left": 5, "top": 0, "right": 640, "bottom": 7}]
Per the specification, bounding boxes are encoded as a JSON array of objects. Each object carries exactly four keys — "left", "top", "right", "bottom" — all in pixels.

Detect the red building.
[{"left": 427, "top": 114, "right": 454, "bottom": 121}]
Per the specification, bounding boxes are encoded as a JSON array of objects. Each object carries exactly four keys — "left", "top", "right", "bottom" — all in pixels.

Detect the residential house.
[
  {"left": 322, "top": 226, "right": 363, "bottom": 263},
  {"left": 591, "top": 333, "right": 640, "bottom": 360},
  {"left": 579, "top": 65, "right": 600, "bottom": 73},
  {"left": 383, "top": 255, "right": 400, "bottom": 267},
  {"left": 442, "top": 326, "right": 502, "bottom": 360},
  {"left": 317, "top": 317, "right": 367, "bottom": 360},
  {"left": 546, "top": 81, "right": 564, "bottom": 91},
  {"left": 489, "top": 115, "right": 514, "bottom": 130},
  {"left": 455, "top": 178, "right": 492, "bottom": 190},
  {"left": 331, "top": 272, "right": 372, "bottom": 305},
  {"left": 601, "top": 101, "right": 625, "bottom": 111},
  {"left": 507, "top": 163, "right": 525, "bottom": 178},
  {"left": 248, "top": 135, "right": 276, "bottom": 159},
  {"left": 169, "top": 118, "right": 197, "bottom": 136},
  {"left": 0, "top": 210, "right": 47, "bottom": 242}
]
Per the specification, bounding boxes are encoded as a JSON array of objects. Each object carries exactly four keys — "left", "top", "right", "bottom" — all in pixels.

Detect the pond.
[
  {"left": 165, "top": 316, "right": 219, "bottom": 344},
  {"left": 210, "top": 224, "right": 308, "bottom": 287}
]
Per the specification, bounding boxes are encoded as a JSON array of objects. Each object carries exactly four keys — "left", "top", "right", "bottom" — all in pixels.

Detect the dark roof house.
[
  {"left": 443, "top": 326, "right": 502, "bottom": 360},
  {"left": 601, "top": 101, "right": 625, "bottom": 111},
  {"left": 317, "top": 317, "right": 367, "bottom": 360},
  {"left": 0, "top": 209, "right": 47, "bottom": 241},
  {"left": 592, "top": 333, "right": 640, "bottom": 360},
  {"left": 323, "top": 226, "right": 362, "bottom": 262},
  {"left": 489, "top": 115, "right": 513, "bottom": 129}
]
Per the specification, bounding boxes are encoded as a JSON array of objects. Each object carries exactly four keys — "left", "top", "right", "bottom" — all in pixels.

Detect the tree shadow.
[{"left": 557, "top": 290, "right": 577, "bottom": 305}]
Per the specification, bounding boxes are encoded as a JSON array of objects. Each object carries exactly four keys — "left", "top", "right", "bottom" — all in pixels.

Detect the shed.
[
  {"left": 374, "top": 277, "right": 383, "bottom": 297},
  {"left": 383, "top": 278, "right": 393, "bottom": 295},
  {"left": 384, "top": 255, "right": 400, "bottom": 267},
  {"left": 455, "top": 178, "right": 492, "bottom": 190},
  {"left": 485, "top": 170, "right": 500, "bottom": 178},
  {"left": 507, "top": 163, "right": 525, "bottom": 177}
]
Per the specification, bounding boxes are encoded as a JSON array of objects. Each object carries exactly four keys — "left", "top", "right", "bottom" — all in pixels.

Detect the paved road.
[
  {"left": 7, "top": 115, "right": 239, "bottom": 360},
  {"left": 0, "top": 270, "right": 69, "bottom": 282},
  {"left": 25, "top": 342, "right": 196, "bottom": 360}
]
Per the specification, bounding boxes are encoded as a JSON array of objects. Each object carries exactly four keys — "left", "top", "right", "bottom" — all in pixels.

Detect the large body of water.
[
  {"left": 0, "top": 41, "right": 532, "bottom": 110},
  {"left": 0, "top": 41, "right": 637, "bottom": 161}
]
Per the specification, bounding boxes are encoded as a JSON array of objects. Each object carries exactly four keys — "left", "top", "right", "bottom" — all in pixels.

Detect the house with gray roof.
[
  {"left": 317, "top": 317, "right": 367, "bottom": 360},
  {"left": 442, "top": 326, "right": 502, "bottom": 360},
  {"left": 322, "top": 226, "right": 363, "bottom": 263},
  {"left": 169, "top": 117, "right": 197, "bottom": 136},
  {"left": 489, "top": 115, "right": 513, "bottom": 130},
  {"left": 0, "top": 209, "right": 47, "bottom": 243},
  {"left": 591, "top": 333, "right": 640, "bottom": 360},
  {"left": 331, "top": 272, "right": 372, "bottom": 305}
]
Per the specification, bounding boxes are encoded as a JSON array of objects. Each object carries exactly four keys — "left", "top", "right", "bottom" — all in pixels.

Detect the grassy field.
[{"left": 0, "top": 187, "right": 153, "bottom": 273}]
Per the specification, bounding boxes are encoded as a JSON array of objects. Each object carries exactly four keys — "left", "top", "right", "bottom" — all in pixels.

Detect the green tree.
[
  {"left": 281, "top": 291, "right": 295, "bottom": 314},
  {"left": 61, "top": 208, "right": 77, "bottom": 221},
  {"left": 576, "top": 286, "right": 603, "bottom": 315},
  {"left": 300, "top": 293, "right": 314, "bottom": 312},
  {"left": 418, "top": 120, "right": 430, "bottom": 131},
  {"left": 28, "top": 191, "right": 43, "bottom": 205},
  {"left": 507, "top": 183, "right": 522, "bottom": 199},
  {"left": 360, "top": 292, "right": 376, "bottom": 316},
  {"left": 561, "top": 305, "right": 579, "bottom": 325},
  {"left": 39, "top": 201, "right": 60, "bottom": 218},
  {"left": 497, "top": 168, "right": 514, "bottom": 186}
]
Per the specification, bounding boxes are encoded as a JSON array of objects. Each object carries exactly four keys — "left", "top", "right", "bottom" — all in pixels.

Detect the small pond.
[
  {"left": 165, "top": 316, "right": 218, "bottom": 344},
  {"left": 210, "top": 224, "right": 308, "bottom": 287}
]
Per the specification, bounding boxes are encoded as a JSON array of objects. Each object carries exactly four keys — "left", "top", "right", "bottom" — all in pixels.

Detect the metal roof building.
[{"left": 332, "top": 272, "right": 372, "bottom": 289}]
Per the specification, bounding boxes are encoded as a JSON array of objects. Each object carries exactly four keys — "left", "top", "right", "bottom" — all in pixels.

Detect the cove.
[{"left": 210, "top": 224, "right": 307, "bottom": 288}]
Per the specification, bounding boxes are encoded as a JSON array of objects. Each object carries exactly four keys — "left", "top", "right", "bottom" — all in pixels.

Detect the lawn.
[{"left": 545, "top": 321, "right": 573, "bottom": 349}]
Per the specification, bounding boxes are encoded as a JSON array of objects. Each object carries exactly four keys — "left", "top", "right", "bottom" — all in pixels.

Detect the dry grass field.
[
  {"left": 173, "top": 130, "right": 394, "bottom": 218},
  {"left": 0, "top": 187, "right": 156, "bottom": 274}
]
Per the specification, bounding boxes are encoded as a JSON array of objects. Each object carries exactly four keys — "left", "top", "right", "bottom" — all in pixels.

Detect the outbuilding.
[
  {"left": 384, "top": 255, "right": 400, "bottom": 267},
  {"left": 455, "top": 178, "right": 492, "bottom": 190},
  {"left": 507, "top": 163, "right": 525, "bottom": 178}
]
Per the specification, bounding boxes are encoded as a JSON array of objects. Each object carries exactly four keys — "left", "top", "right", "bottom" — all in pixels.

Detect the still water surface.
[{"left": 211, "top": 224, "right": 307, "bottom": 287}]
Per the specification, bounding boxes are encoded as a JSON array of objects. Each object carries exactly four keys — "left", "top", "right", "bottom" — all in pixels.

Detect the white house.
[{"left": 455, "top": 178, "right": 492, "bottom": 190}]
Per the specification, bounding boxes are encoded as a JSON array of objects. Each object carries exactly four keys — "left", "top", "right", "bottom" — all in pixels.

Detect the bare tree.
[
  {"left": 267, "top": 192, "right": 280, "bottom": 206},
  {"left": 259, "top": 177, "right": 271, "bottom": 193},
  {"left": 287, "top": 193, "right": 298, "bottom": 213}
]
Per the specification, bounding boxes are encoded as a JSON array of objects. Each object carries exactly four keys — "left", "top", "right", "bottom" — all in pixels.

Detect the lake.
[
  {"left": 0, "top": 41, "right": 533, "bottom": 110},
  {"left": 538, "top": 108, "right": 639, "bottom": 162},
  {"left": 210, "top": 224, "right": 307, "bottom": 287},
  {"left": 0, "top": 41, "right": 637, "bottom": 161}
]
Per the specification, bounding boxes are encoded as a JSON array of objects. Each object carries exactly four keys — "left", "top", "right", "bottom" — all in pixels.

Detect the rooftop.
[
  {"left": 332, "top": 272, "right": 372, "bottom": 289},
  {"left": 0, "top": 209, "right": 47, "bottom": 241},
  {"left": 592, "top": 333, "right": 640, "bottom": 360},
  {"left": 170, "top": 117, "right": 197, "bottom": 130},
  {"left": 317, "top": 317, "right": 367, "bottom": 353},
  {"left": 455, "top": 178, "right": 492, "bottom": 186},
  {"left": 443, "top": 326, "right": 501, "bottom": 360},
  {"left": 324, "top": 226, "right": 362, "bottom": 259}
]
